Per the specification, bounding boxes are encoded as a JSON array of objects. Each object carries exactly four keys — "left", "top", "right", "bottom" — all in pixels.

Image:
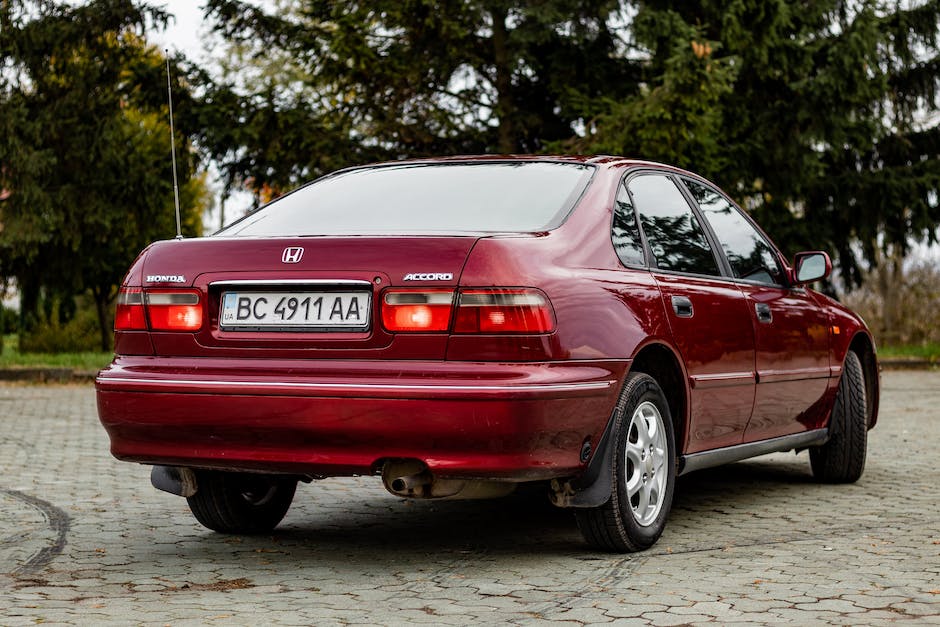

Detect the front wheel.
[
  {"left": 186, "top": 471, "right": 297, "bottom": 534},
  {"left": 575, "top": 372, "right": 676, "bottom": 552},
  {"left": 810, "top": 350, "right": 868, "bottom": 483}
]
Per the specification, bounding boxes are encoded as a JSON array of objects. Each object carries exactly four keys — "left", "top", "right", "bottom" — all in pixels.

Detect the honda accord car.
[{"left": 96, "top": 156, "right": 879, "bottom": 552}]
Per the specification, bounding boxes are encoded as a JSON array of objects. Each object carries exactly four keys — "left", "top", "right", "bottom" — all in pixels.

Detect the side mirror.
[{"left": 792, "top": 251, "right": 832, "bottom": 285}]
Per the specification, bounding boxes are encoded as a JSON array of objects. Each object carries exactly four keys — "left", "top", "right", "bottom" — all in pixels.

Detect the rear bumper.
[{"left": 96, "top": 357, "right": 627, "bottom": 481}]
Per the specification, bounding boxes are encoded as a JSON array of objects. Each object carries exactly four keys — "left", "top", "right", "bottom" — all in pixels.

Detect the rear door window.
[
  {"left": 628, "top": 174, "right": 721, "bottom": 276},
  {"left": 611, "top": 183, "right": 646, "bottom": 267}
]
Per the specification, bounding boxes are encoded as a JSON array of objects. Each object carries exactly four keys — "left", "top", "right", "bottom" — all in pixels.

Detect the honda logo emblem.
[{"left": 281, "top": 247, "right": 304, "bottom": 264}]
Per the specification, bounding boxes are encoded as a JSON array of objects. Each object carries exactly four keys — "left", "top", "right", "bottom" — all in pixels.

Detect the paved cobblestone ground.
[{"left": 1, "top": 371, "right": 938, "bottom": 625}]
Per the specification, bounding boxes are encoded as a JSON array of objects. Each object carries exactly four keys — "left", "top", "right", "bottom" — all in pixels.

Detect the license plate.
[{"left": 220, "top": 291, "right": 371, "bottom": 330}]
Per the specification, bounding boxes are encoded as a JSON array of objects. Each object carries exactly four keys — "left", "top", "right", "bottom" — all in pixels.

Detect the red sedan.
[{"left": 96, "top": 156, "right": 879, "bottom": 552}]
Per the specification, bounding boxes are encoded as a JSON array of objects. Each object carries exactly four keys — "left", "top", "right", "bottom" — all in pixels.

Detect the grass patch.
[
  {"left": 1, "top": 333, "right": 937, "bottom": 370},
  {"left": 0, "top": 334, "right": 112, "bottom": 371},
  {"left": 878, "top": 343, "right": 940, "bottom": 362}
]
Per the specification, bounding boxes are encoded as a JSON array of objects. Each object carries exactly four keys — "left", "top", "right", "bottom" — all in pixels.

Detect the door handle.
[
  {"left": 755, "top": 302, "right": 772, "bottom": 323},
  {"left": 671, "top": 295, "right": 693, "bottom": 318}
]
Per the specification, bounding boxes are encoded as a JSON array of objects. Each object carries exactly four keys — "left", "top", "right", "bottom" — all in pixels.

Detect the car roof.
[{"left": 356, "top": 154, "right": 685, "bottom": 172}]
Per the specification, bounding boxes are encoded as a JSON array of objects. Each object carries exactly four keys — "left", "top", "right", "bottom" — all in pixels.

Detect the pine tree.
[
  {"left": 200, "top": 0, "right": 636, "bottom": 196},
  {"left": 579, "top": 1, "right": 940, "bottom": 282},
  {"left": 0, "top": 0, "right": 207, "bottom": 350}
]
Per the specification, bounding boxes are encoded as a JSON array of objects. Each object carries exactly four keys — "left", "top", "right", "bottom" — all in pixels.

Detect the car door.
[
  {"left": 624, "top": 173, "right": 757, "bottom": 454},
  {"left": 682, "top": 178, "right": 832, "bottom": 441}
]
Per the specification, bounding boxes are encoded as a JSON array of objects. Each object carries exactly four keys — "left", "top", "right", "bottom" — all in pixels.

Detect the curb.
[
  {"left": 879, "top": 359, "right": 937, "bottom": 371},
  {"left": 0, "top": 368, "right": 97, "bottom": 383}
]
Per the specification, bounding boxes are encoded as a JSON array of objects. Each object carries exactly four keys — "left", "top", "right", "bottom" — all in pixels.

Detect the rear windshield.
[{"left": 216, "top": 162, "right": 595, "bottom": 236}]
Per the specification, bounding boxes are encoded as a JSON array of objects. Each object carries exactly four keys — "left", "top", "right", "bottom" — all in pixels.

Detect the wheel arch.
[
  {"left": 549, "top": 340, "right": 688, "bottom": 509},
  {"left": 629, "top": 342, "right": 688, "bottom": 452},
  {"left": 847, "top": 331, "right": 880, "bottom": 429}
]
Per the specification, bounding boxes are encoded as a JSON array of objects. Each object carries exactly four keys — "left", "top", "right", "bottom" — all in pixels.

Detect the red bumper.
[{"left": 96, "top": 357, "right": 627, "bottom": 481}]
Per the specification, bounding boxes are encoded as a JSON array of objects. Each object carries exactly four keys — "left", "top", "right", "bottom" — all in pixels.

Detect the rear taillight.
[
  {"left": 115, "top": 287, "right": 146, "bottom": 330},
  {"left": 115, "top": 287, "right": 203, "bottom": 332},
  {"left": 454, "top": 289, "right": 555, "bottom": 334},
  {"left": 380, "top": 287, "right": 555, "bottom": 334},
  {"left": 146, "top": 290, "right": 203, "bottom": 331},
  {"left": 382, "top": 290, "right": 454, "bottom": 332}
]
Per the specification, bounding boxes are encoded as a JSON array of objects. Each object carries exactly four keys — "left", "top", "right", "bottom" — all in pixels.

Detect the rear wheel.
[
  {"left": 810, "top": 350, "right": 868, "bottom": 483},
  {"left": 575, "top": 372, "right": 676, "bottom": 552},
  {"left": 186, "top": 471, "right": 297, "bottom": 534}
]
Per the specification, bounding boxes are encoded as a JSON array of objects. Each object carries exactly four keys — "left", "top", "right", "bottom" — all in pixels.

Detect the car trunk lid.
[{"left": 133, "top": 235, "right": 479, "bottom": 359}]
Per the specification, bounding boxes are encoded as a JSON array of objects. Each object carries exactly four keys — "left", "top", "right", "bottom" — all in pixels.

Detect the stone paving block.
[
  {"left": 771, "top": 607, "right": 845, "bottom": 622},
  {"left": 674, "top": 600, "right": 738, "bottom": 617},
  {"left": 508, "top": 589, "right": 558, "bottom": 603},
  {"left": 642, "top": 611, "right": 713, "bottom": 625},
  {"left": 602, "top": 603, "right": 669, "bottom": 618},
  {"left": 842, "top": 594, "right": 910, "bottom": 609},
  {"left": 844, "top": 609, "right": 917, "bottom": 621},
  {"left": 549, "top": 606, "right": 615, "bottom": 623},
  {"left": 594, "top": 619, "right": 650, "bottom": 627},
  {"left": 475, "top": 582, "right": 521, "bottom": 596},
  {"left": 890, "top": 601, "right": 940, "bottom": 616},
  {"left": 793, "top": 598, "right": 861, "bottom": 613}
]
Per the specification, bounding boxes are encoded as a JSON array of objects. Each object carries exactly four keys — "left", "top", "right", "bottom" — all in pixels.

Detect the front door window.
[{"left": 684, "top": 179, "right": 785, "bottom": 286}]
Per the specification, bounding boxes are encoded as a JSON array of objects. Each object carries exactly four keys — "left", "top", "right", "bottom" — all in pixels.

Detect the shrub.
[
  {"left": 842, "top": 259, "right": 940, "bottom": 347},
  {"left": 0, "top": 306, "right": 18, "bottom": 334},
  {"left": 19, "top": 298, "right": 103, "bottom": 353}
]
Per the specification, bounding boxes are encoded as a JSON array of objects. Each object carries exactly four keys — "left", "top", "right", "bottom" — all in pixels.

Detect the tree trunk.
[
  {"left": 92, "top": 285, "right": 112, "bottom": 353},
  {"left": 875, "top": 246, "right": 904, "bottom": 346},
  {"left": 490, "top": 7, "right": 515, "bottom": 154},
  {"left": 17, "top": 272, "right": 40, "bottom": 334}
]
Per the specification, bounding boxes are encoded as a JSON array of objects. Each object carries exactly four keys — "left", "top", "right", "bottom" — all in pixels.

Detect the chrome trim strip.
[
  {"left": 96, "top": 377, "right": 615, "bottom": 393},
  {"left": 757, "top": 367, "right": 832, "bottom": 384},
  {"left": 209, "top": 279, "right": 372, "bottom": 287},
  {"left": 690, "top": 371, "right": 756, "bottom": 389},
  {"left": 678, "top": 428, "right": 828, "bottom": 476}
]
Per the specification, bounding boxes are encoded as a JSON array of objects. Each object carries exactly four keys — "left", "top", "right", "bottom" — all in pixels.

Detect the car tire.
[
  {"left": 575, "top": 372, "right": 676, "bottom": 552},
  {"left": 810, "top": 350, "right": 868, "bottom": 483},
  {"left": 186, "top": 471, "right": 297, "bottom": 534}
]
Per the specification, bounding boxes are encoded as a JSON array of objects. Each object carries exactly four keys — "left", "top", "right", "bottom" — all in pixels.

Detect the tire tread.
[
  {"left": 810, "top": 350, "right": 867, "bottom": 483},
  {"left": 186, "top": 471, "right": 296, "bottom": 534}
]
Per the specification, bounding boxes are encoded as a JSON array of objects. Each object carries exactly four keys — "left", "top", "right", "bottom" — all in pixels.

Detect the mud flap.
[{"left": 549, "top": 410, "right": 616, "bottom": 508}]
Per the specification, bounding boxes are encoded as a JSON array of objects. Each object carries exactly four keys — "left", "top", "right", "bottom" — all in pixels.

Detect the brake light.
[
  {"left": 454, "top": 289, "right": 555, "bottom": 334},
  {"left": 382, "top": 290, "right": 454, "bottom": 332},
  {"left": 146, "top": 291, "right": 203, "bottom": 331},
  {"left": 380, "top": 288, "right": 556, "bottom": 334},
  {"left": 115, "top": 287, "right": 146, "bottom": 330}
]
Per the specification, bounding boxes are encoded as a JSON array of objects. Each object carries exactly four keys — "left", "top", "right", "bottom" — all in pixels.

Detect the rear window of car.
[{"left": 216, "top": 162, "right": 595, "bottom": 236}]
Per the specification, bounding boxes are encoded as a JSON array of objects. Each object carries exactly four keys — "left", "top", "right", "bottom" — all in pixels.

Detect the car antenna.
[{"left": 165, "top": 50, "right": 183, "bottom": 240}]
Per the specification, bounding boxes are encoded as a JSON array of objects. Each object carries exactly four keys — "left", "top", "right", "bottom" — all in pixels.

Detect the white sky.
[{"left": 151, "top": 2, "right": 214, "bottom": 63}]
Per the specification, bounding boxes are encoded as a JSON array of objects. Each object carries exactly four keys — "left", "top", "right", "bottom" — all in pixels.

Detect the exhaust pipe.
[
  {"left": 389, "top": 471, "right": 434, "bottom": 495},
  {"left": 382, "top": 459, "right": 434, "bottom": 497},
  {"left": 381, "top": 459, "right": 515, "bottom": 500}
]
